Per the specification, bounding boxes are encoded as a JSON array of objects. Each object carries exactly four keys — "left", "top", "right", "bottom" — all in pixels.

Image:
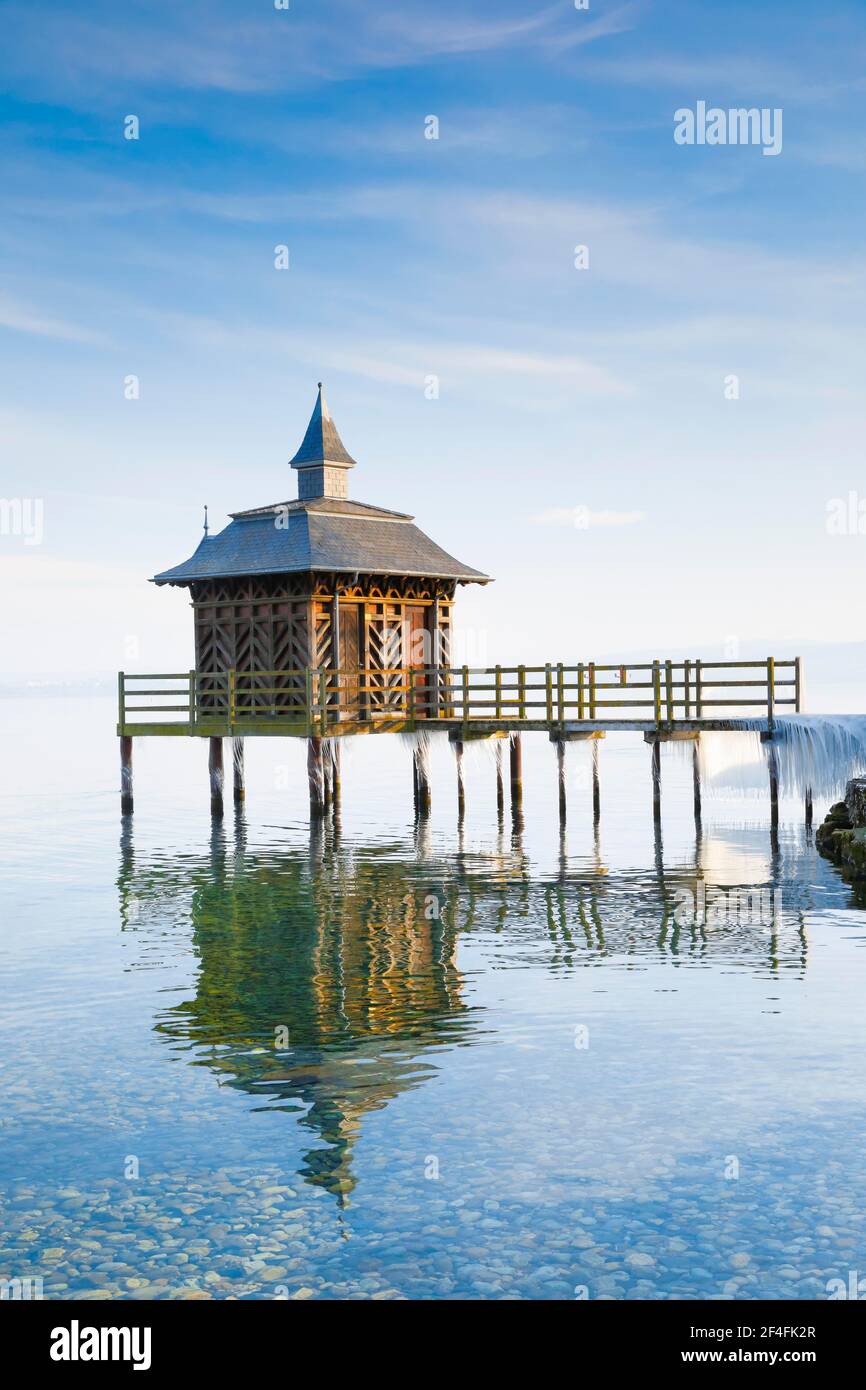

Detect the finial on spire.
[{"left": 203, "top": 504, "right": 209, "bottom": 537}]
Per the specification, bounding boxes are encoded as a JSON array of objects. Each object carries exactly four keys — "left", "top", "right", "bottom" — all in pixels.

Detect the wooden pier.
[{"left": 117, "top": 656, "right": 807, "bottom": 822}]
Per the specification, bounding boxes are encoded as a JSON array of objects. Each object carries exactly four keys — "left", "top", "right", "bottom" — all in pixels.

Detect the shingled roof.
[{"left": 152, "top": 387, "right": 490, "bottom": 587}]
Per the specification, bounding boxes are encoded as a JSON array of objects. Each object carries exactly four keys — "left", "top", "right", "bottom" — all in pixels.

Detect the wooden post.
[
  {"left": 408, "top": 665, "right": 416, "bottom": 723},
  {"left": 454, "top": 739, "right": 465, "bottom": 817},
  {"left": 653, "top": 661, "right": 662, "bottom": 725},
  {"left": 588, "top": 662, "right": 597, "bottom": 719},
  {"left": 414, "top": 741, "right": 431, "bottom": 816},
  {"left": 795, "top": 655, "right": 804, "bottom": 713},
  {"left": 510, "top": 732, "right": 523, "bottom": 811},
  {"left": 767, "top": 740, "right": 779, "bottom": 832},
  {"left": 120, "top": 735, "right": 133, "bottom": 815},
  {"left": 319, "top": 668, "right": 328, "bottom": 736},
  {"left": 332, "top": 595, "right": 342, "bottom": 712},
  {"left": 232, "top": 736, "right": 245, "bottom": 804},
  {"left": 305, "top": 667, "right": 314, "bottom": 735},
  {"left": 360, "top": 612, "right": 371, "bottom": 722},
  {"left": 331, "top": 740, "right": 342, "bottom": 812},
  {"left": 322, "top": 742, "right": 332, "bottom": 811},
  {"left": 209, "top": 737, "right": 224, "bottom": 818},
  {"left": 592, "top": 737, "right": 600, "bottom": 823},
  {"left": 308, "top": 737, "right": 325, "bottom": 817},
  {"left": 695, "top": 659, "right": 703, "bottom": 720},
  {"left": 556, "top": 739, "right": 566, "bottom": 821},
  {"left": 692, "top": 739, "right": 701, "bottom": 823},
  {"left": 767, "top": 656, "right": 775, "bottom": 731},
  {"left": 650, "top": 737, "right": 661, "bottom": 822},
  {"left": 495, "top": 740, "right": 504, "bottom": 816},
  {"left": 228, "top": 668, "right": 237, "bottom": 726}
]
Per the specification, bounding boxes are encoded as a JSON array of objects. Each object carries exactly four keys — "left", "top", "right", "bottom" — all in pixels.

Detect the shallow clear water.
[{"left": 2, "top": 695, "right": 865, "bottom": 1301}]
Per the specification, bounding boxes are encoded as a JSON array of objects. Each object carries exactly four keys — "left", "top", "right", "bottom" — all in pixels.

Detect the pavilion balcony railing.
[{"left": 118, "top": 657, "right": 802, "bottom": 733}]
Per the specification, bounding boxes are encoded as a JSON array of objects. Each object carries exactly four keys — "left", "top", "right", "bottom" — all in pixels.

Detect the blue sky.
[{"left": 2, "top": 0, "right": 866, "bottom": 674}]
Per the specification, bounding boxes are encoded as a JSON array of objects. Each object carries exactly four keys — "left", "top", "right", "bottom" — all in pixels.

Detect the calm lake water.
[{"left": 2, "top": 693, "right": 866, "bottom": 1300}]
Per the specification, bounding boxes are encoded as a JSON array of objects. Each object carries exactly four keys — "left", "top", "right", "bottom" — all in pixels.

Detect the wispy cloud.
[
  {"left": 160, "top": 313, "right": 629, "bottom": 395},
  {"left": 366, "top": 4, "right": 565, "bottom": 61},
  {"left": 0, "top": 294, "right": 105, "bottom": 345},
  {"left": 545, "top": 1, "right": 643, "bottom": 54},
  {"left": 573, "top": 51, "right": 825, "bottom": 99},
  {"left": 0, "top": 0, "right": 629, "bottom": 99}
]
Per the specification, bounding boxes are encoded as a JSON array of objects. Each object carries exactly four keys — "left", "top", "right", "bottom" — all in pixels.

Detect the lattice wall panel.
[
  {"left": 188, "top": 572, "right": 459, "bottom": 718},
  {"left": 366, "top": 602, "right": 409, "bottom": 712},
  {"left": 192, "top": 578, "right": 312, "bottom": 714}
]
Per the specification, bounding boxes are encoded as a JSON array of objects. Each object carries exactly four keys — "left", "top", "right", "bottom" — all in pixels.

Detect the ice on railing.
[{"left": 694, "top": 715, "right": 866, "bottom": 800}]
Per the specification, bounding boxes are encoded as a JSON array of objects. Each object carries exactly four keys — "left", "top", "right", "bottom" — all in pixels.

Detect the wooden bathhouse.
[{"left": 153, "top": 384, "right": 490, "bottom": 715}]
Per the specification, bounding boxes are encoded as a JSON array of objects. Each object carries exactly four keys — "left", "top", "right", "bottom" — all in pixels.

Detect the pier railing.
[{"left": 118, "top": 657, "right": 802, "bottom": 735}]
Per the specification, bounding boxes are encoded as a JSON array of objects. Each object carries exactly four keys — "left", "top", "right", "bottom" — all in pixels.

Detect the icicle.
[{"left": 694, "top": 715, "right": 866, "bottom": 800}]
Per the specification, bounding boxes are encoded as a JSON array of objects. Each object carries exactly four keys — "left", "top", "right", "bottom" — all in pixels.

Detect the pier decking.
[
  {"left": 117, "top": 657, "right": 805, "bottom": 821},
  {"left": 118, "top": 657, "right": 801, "bottom": 738}
]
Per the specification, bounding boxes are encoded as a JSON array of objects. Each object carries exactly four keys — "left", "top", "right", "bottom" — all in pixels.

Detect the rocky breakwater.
[{"left": 816, "top": 777, "right": 866, "bottom": 879}]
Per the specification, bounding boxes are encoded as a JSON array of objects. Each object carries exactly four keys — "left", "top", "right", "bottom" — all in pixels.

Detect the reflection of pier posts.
[
  {"left": 805, "top": 787, "right": 813, "bottom": 830},
  {"left": 413, "top": 803, "right": 433, "bottom": 859},
  {"left": 118, "top": 815, "right": 135, "bottom": 929},
  {"left": 692, "top": 739, "right": 702, "bottom": 825}
]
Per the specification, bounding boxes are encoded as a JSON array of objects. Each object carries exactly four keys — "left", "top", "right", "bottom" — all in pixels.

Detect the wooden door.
[
  {"left": 404, "top": 606, "right": 429, "bottom": 714},
  {"left": 338, "top": 603, "right": 361, "bottom": 718}
]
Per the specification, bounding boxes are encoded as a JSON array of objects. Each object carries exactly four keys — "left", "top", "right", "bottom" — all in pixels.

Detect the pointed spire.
[{"left": 290, "top": 383, "right": 357, "bottom": 470}]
